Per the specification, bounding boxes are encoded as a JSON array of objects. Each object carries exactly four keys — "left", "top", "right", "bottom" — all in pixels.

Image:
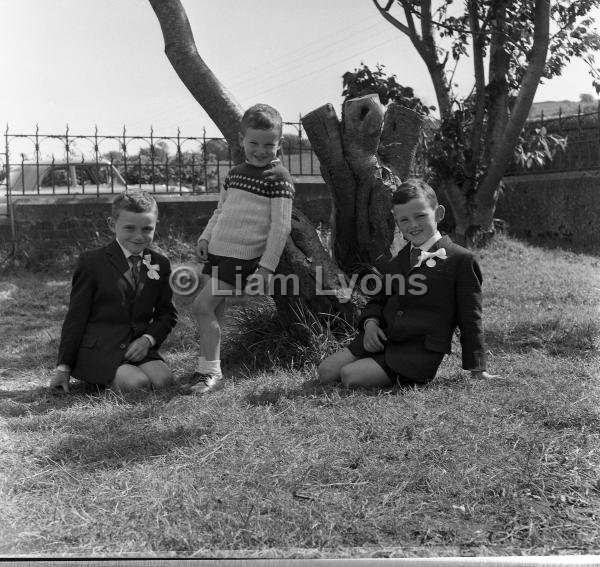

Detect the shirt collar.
[
  {"left": 116, "top": 239, "right": 141, "bottom": 260},
  {"left": 412, "top": 231, "right": 442, "bottom": 253}
]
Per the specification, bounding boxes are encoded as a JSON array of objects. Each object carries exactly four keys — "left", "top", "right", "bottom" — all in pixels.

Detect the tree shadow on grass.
[
  {"left": 243, "top": 376, "right": 430, "bottom": 407},
  {"left": 2, "top": 386, "right": 214, "bottom": 469},
  {"left": 0, "top": 381, "right": 106, "bottom": 417},
  {"left": 38, "top": 417, "right": 211, "bottom": 470},
  {"left": 0, "top": 378, "right": 187, "bottom": 418}
]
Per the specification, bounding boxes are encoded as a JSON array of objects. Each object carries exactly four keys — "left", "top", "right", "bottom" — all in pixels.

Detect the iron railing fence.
[
  {"left": 505, "top": 103, "right": 600, "bottom": 175},
  {"left": 3, "top": 103, "right": 598, "bottom": 216},
  {"left": 0, "top": 121, "right": 321, "bottom": 215}
]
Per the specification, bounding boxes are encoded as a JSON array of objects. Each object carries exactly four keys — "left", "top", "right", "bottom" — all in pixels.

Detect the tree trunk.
[
  {"left": 303, "top": 96, "right": 423, "bottom": 275},
  {"left": 149, "top": 0, "right": 424, "bottom": 324},
  {"left": 273, "top": 208, "right": 364, "bottom": 331},
  {"left": 148, "top": 0, "right": 244, "bottom": 161},
  {"left": 439, "top": 178, "right": 469, "bottom": 246},
  {"left": 300, "top": 104, "right": 359, "bottom": 271},
  {"left": 373, "top": 0, "right": 552, "bottom": 250},
  {"left": 474, "top": 0, "right": 550, "bottom": 232},
  {"left": 149, "top": 0, "right": 359, "bottom": 322},
  {"left": 439, "top": 177, "right": 498, "bottom": 248},
  {"left": 343, "top": 95, "right": 395, "bottom": 270},
  {"left": 378, "top": 103, "right": 426, "bottom": 179}
]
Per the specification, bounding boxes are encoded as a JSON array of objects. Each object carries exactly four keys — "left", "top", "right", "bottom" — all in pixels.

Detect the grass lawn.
[{"left": 0, "top": 234, "right": 599, "bottom": 558}]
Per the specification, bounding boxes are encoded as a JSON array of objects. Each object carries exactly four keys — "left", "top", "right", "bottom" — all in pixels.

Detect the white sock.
[{"left": 196, "top": 359, "right": 221, "bottom": 375}]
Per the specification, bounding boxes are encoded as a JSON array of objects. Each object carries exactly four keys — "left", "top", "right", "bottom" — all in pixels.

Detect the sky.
[{"left": 1, "top": 0, "right": 599, "bottom": 142}]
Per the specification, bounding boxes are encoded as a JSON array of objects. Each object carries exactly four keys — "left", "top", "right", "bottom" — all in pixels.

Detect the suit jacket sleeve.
[
  {"left": 143, "top": 255, "right": 177, "bottom": 347},
  {"left": 356, "top": 266, "right": 395, "bottom": 329},
  {"left": 56, "top": 252, "right": 96, "bottom": 367},
  {"left": 358, "top": 293, "right": 387, "bottom": 329},
  {"left": 455, "top": 253, "right": 487, "bottom": 370}
]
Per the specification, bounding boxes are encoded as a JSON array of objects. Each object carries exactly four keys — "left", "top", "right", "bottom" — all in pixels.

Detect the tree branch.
[
  {"left": 468, "top": 0, "right": 487, "bottom": 182},
  {"left": 148, "top": 0, "right": 243, "bottom": 159},
  {"left": 371, "top": 0, "right": 412, "bottom": 35},
  {"left": 484, "top": 0, "right": 511, "bottom": 165},
  {"left": 399, "top": 0, "right": 453, "bottom": 117},
  {"left": 372, "top": 0, "right": 452, "bottom": 116},
  {"left": 420, "top": 0, "right": 433, "bottom": 43},
  {"left": 475, "top": 0, "right": 551, "bottom": 227},
  {"left": 402, "top": 1, "right": 419, "bottom": 37}
]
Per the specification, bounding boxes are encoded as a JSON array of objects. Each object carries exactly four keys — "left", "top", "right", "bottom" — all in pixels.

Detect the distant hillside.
[{"left": 529, "top": 99, "right": 598, "bottom": 120}]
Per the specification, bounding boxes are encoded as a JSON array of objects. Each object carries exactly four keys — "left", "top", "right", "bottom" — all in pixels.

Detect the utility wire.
[{"left": 126, "top": 16, "right": 391, "bottom": 133}]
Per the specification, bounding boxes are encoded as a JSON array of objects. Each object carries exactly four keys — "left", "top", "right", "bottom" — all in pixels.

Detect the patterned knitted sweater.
[{"left": 199, "top": 160, "right": 295, "bottom": 272}]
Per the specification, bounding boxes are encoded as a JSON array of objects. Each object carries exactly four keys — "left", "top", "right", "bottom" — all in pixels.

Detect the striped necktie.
[
  {"left": 129, "top": 255, "right": 141, "bottom": 288},
  {"left": 410, "top": 246, "right": 421, "bottom": 268}
]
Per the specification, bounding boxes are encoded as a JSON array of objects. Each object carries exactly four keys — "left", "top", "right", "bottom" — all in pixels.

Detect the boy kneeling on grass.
[
  {"left": 318, "top": 179, "right": 497, "bottom": 388},
  {"left": 50, "top": 190, "right": 178, "bottom": 393}
]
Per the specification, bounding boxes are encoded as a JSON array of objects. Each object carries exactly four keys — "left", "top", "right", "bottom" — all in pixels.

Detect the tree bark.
[
  {"left": 273, "top": 208, "right": 364, "bottom": 329},
  {"left": 302, "top": 98, "right": 423, "bottom": 275},
  {"left": 439, "top": 177, "right": 470, "bottom": 245},
  {"left": 466, "top": 0, "right": 487, "bottom": 186},
  {"left": 301, "top": 104, "right": 359, "bottom": 271},
  {"left": 474, "top": 0, "right": 550, "bottom": 231},
  {"left": 304, "top": 96, "right": 423, "bottom": 276},
  {"left": 148, "top": 0, "right": 243, "bottom": 162},
  {"left": 343, "top": 95, "right": 394, "bottom": 270},
  {"left": 378, "top": 104, "right": 425, "bottom": 180},
  {"left": 484, "top": 0, "right": 512, "bottom": 168}
]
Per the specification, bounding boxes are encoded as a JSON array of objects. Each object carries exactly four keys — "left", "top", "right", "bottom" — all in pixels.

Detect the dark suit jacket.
[
  {"left": 356, "top": 235, "right": 486, "bottom": 381},
  {"left": 57, "top": 240, "right": 178, "bottom": 385}
]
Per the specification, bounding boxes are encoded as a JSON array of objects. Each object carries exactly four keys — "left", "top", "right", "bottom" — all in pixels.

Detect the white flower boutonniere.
[
  {"left": 143, "top": 254, "right": 160, "bottom": 280},
  {"left": 415, "top": 248, "right": 447, "bottom": 268}
]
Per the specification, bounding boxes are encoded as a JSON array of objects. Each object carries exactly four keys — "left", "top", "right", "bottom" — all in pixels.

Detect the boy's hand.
[
  {"left": 246, "top": 266, "right": 273, "bottom": 295},
  {"left": 49, "top": 368, "right": 71, "bottom": 393},
  {"left": 363, "top": 320, "right": 387, "bottom": 352},
  {"left": 470, "top": 370, "right": 501, "bottom": 380},
  {"left": 124, "top": 337, "right": 150, "bottom": 363},
  {"left": 196, "top": 239, "right": 209, "bottom": 262}
]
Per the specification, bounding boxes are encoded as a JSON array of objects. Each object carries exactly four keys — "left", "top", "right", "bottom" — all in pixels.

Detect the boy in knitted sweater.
[{"left": 188, "top": 104, "right": 295, "bottom": 394}]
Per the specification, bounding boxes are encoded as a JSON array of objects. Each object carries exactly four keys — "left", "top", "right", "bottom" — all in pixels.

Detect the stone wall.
[
  {"left": 1, "top": 177, "right": 332, "bottom": 263},
  {"left": 4, "top": 170, "right": 600, "bottom": 264}
]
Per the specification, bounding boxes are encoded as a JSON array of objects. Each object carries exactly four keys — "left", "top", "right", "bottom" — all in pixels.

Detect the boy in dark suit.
[
  {"left": 50, "top": 190, "right": 177, "bottom": 393},
  {"left": 318, "top": 178, "right": 495, "bottom": 388}
]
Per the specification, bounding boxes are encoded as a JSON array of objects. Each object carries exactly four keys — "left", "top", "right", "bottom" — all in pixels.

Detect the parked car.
[{"left": 1, "top": 160, "right": 193, "bottom": 199}]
